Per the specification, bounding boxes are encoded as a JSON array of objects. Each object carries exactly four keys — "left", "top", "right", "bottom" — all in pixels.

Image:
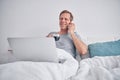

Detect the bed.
[{"left": 0, "top": 37, "right": 120, "bottom": 80}]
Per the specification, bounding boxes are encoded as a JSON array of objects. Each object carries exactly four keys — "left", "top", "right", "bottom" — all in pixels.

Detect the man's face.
[{"left": 59, "top": 13, "right": 71, "bottom": 30}]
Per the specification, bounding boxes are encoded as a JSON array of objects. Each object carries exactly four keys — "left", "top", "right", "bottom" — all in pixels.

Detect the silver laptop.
[{"left": 8, "top": 37, "right": 58, "bottom": 62}]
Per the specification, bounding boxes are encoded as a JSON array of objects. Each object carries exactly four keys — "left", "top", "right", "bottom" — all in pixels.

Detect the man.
[{"left": 47, "top": 10, "right": 88, "bottom": 58}]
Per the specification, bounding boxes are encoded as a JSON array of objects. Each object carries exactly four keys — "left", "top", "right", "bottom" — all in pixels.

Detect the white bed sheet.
[
  {"left": 69, "top": 55, "right": 120, "bottom": 80},
  {"left": 0, "top": 48, "right": 78, "bottom": 80},
  {"left": 0, "top": 48, "right": 120, "bottom": 80}
]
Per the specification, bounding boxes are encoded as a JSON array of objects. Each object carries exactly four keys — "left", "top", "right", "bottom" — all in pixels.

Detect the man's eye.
[
  {"left": 65, "top": 18, "right": 68, "bottom": 20},
  {"left": 60, "top": 18, "right": 63, "bottom": 20}
]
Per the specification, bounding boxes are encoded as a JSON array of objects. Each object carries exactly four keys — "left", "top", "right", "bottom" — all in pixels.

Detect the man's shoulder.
[
  {"left": 73, "top": 32, "right": 80, "bottom": 36},
  {"left": 74, "top": 32, "right": 81, "bottom": 39}
]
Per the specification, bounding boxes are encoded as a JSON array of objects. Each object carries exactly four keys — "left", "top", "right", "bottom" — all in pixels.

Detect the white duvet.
[
  {"left": 0, "top": 48, "right": 78, "bottom": 80},
  {"left": 70, "top": 56, "right": 120, "bottom": 80},
  {"left": 0, "top": 48, "right": 120, "bottom": 80}
]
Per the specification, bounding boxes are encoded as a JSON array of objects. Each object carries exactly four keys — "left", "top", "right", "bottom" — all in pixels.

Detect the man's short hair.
[{"left": 59, "top": 10, "right": 73, "bottom": 21}]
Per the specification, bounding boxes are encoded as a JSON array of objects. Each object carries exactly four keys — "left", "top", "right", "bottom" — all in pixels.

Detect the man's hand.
[{"left": 68, "top": 23, "right": 75, "bottom": 34}]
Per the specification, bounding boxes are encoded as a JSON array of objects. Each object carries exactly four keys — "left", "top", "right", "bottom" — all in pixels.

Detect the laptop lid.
[{"left": 8, "top": 37, "right": 58, "bottom": 62}]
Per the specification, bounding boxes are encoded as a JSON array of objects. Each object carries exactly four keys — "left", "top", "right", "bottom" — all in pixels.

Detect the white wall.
[{"left": 0, "top": 0, "right": 120, "bottom": 63}]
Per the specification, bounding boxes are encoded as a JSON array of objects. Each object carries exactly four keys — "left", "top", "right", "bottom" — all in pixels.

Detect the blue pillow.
[{"left": 88, "top": 40, "right": 120, "bottom": 57}]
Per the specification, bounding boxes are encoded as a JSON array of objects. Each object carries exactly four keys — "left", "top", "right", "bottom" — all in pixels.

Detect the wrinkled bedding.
[
  {"left": 0, "top": 48, "right": 120, "bottom": 80},
  {"left": 69, "top": 56, "right": 120, "bottom": 80},
  {"left": 0, "top": 48, "right": 78, "bottom": 80}
]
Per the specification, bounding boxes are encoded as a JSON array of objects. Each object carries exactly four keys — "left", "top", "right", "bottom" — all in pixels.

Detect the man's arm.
[
  {"left": 70, "top": 32, "right": 88, "bottom": 55},
  {"left": 68, "top": 23, "right": 88, "bottom": 55}
]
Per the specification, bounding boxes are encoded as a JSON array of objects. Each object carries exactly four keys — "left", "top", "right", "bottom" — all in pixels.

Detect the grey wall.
[{"left": 0, "top": 0, "right": 120, "bottom": 63}]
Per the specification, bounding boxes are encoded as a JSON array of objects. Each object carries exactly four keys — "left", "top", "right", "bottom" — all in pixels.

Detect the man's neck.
[{"left": 59, "top": 29, "right": 68, "bottom": 35}]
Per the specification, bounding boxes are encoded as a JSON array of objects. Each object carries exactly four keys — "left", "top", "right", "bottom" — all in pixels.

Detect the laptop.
[{"left": 7, "top": 37, "right": 58, "bottom": 62}]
